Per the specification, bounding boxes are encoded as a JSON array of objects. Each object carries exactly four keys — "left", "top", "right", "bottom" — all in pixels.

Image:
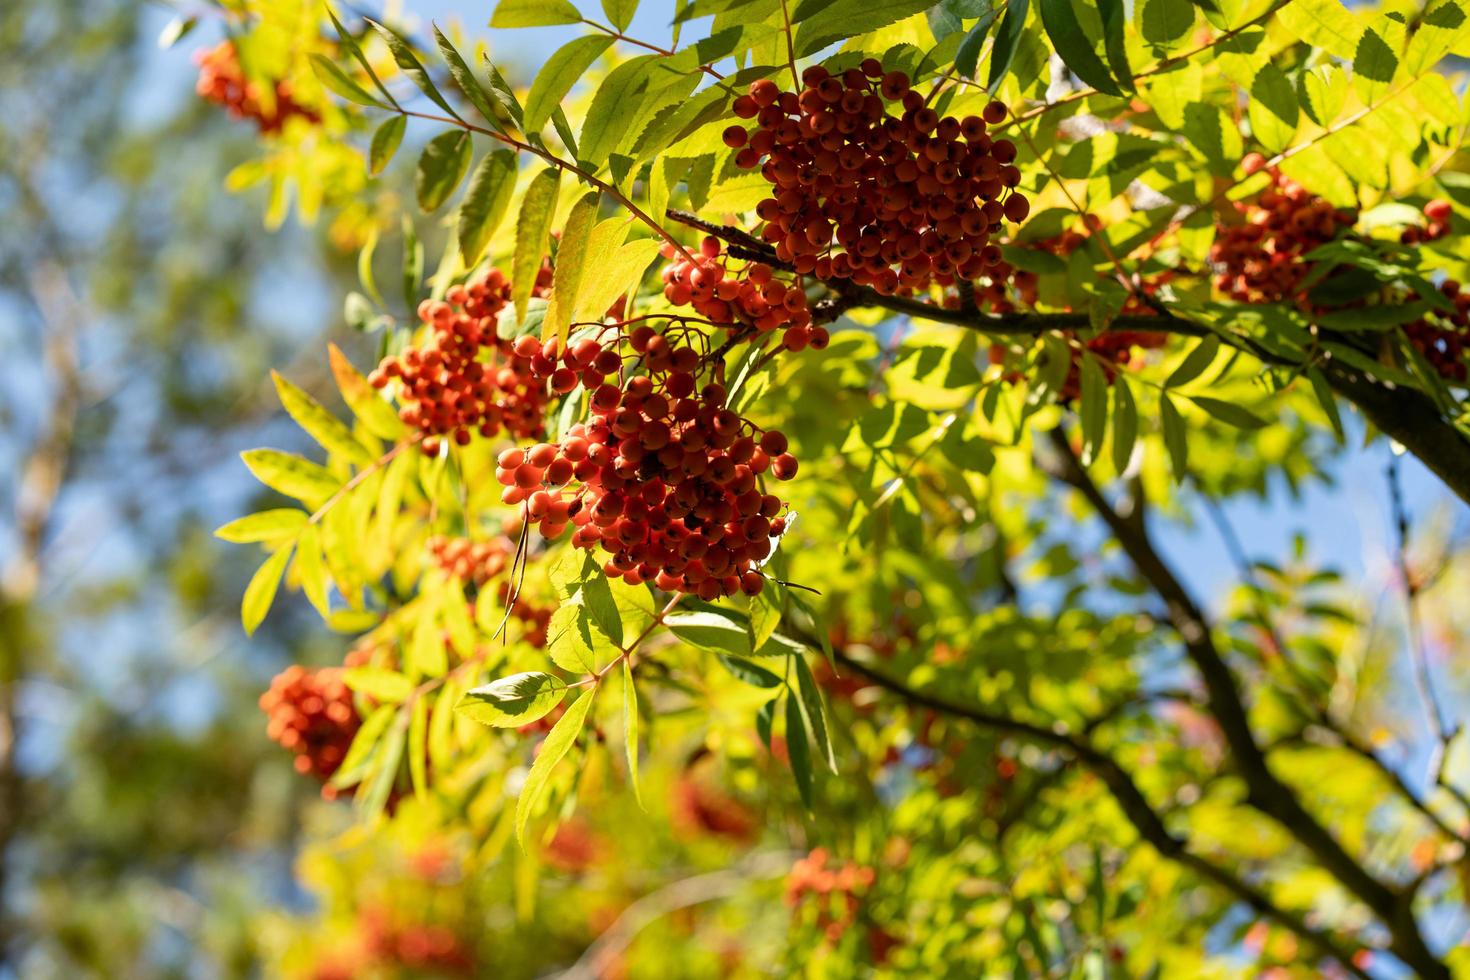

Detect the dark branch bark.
[
  {"left": 829, "top": 648, "right": 1370, "bottom": 978},
  {"left": 665, "top": 207, "right": 1470, "bottom": 507},
  {"left": 1041, "top": 429, "right": 1450, "bottom": 979}
]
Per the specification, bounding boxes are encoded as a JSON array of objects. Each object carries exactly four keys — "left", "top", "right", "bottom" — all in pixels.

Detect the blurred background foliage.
[{"left": 3, "top": 1, "right": 1470, "bottom": 978}]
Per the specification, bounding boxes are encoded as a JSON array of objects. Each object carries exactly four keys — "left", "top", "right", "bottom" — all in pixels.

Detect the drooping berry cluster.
[
  {"left": 356, "top": 907, "right": 475, "bottom": 976},
  {"left": 194, "top": 41, "right": 318, "bottom": 134},
  {"left": 428, "top": 534, "right": 511, "bottom": 586},
  {"left": 785, "top": 848, "right": 897, "bottom": 961},
  {"left": 369, "top": 269, "right": 553, "bottom": 454},
  {"left": 726, "top": 63, "right": 1028, "bottom": 297},
  {"left": 659, "top": 237, "right": 828, "bottom": 351},
  {"left": 259, "top": 665, "right": 360, "bottom": 800},
  {"left": 670, "top": 751, "right": 758, "bottom": 842},
  {"left": 1210, "top": 157, "right": 1357, "bottom": 305},
  {"left": 491, "top": 328, "right": 797, "bottom": 599}
]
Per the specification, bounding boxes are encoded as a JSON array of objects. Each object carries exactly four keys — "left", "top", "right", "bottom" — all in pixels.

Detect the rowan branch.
[
  {"left": 828, "top": 647, "right": 1370, "bottom": 978},
  {"left": 1041, "top": 428, "right": 1450, "bottom": 980}
]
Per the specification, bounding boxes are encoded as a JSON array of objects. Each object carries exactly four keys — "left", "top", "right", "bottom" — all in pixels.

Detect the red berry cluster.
[
  {"left": 194, "top": 41, "right": 318, "bottom": 134},
  {"left": 427, "top": 534, "right": 511, "bottom": 586},
  {"left": 259, "top": 665, "right": 360, "bottom": 800},
  {"left": 726, "top": 63, "right": 1027, "bottom": 297},
  {"left": 543, "top": 817, "right": 607, "bottom": 873},
  {"left": 659, "top": 237, "right": 829, "bottom": 351},
  {"left": 1405, "top": 279, "right": 1470, "bottom": 382},
  {"left": 490, "top": 329, "right": 797, "bottom": 599},
  {"left": 670, "top": 752, "right": 758, "bottom": 842},
  {"left": 785, "top": 848, "right": 881, "bottom": 946},
  {"left": 368, "top": 270, "right": 553, "bottom": 454},
  {"left": 1211, "top": 158, "right": 1357, "bottom": 305},
  {"left": 1401, "top": 198, "right": 1454, "bottom": 245},
  {"left": 357, "top": 907, "right": 475, "bottom": 976}
]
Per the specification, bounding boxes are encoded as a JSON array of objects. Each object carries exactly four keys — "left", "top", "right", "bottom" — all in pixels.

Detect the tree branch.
[
  {"left": 662, "top": 208, "right": 1470, "bottom": 507},
  {"left": 829, "top": 647, "right": 1370, "bottom": 978},
  {"left": 1041, "top": 428, "right": 1449, "bottom": 979}
]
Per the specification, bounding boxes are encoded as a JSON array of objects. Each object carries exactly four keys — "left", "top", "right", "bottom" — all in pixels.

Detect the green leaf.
[
  {"left": 580, "top": 562, "right": 624, "bottom": 646},
  {"left": 578, "top": 56, "right": 658, "bottom": 171},
  {"left": 524, "top": 36, "right": 616, "bottom": 135},
  {"left": 344, "top": 666, "right": 415, "bottom": 703},
  {"left": 402, "top": 214, "right": 424, "bottom": 314},
  {"left": 429, "top": 680, "right": 460, "bottom": 772},
  {"left": 516, "top": 689, "right": 595, "bottom": 846},
  {"left": 1166, "top": 335, "right": 1219, "bottom": 388},
  {"left": 987, "top": 0, "right": 1032, "bottom": 93},
  {"left": 309, "top": 53, "right": 385, "bottom": 107},
  {"left": 1278, "top": 0, "right": 1363, "bottom": 60},
  {"left": 793, "top": 0, "right": 938, "bottom": 56},
  {"left": 1110, "top": 379, "right": 1137, "bottom": 473},
  {"left": 1307, "top": 367, "right": 1345, "bottom": 443},
  {"left": 241, "top": 449, "right": 339, "bottom": 504},
  {"left": 547, "top": 603, "right": 619, "bottom": 673},
  {"left": 1078, "top": 355, "right": 1108, "bottom": 466},
  {"left": 367, "top": 19, "right": 461, "bottom": 120},
  {"left": 1137, "top": 0, "right": 1194, "bottom": 48},
  {"left": 574, "top": 238, "right": 662, "bottom": 324},
  {"left": 1189, "top": 395, "right": 1267, "bottom": 429},
  {"left": 492, "top": 0, "right": 583, "bottom": 27},
  {"left": 718, "top": 655, "right": 783, "bottom": 687},
  {"left": 416, "top": 130, "right": 474, "bottom": 212},
  {"left": 359, "top": 719, "right": 405, "bottom": 817},
  {"left": 433, "top": 25, "right": 503, "bottom": 126},
  {"left": 1300, "top": 64, "right": 1347, "bottom": 127},
  {"left": 458, "top": 150, "right": 519, "bottom": 266},
  {"left": 622, "top": 658, "right": 642, "bottom": 806},
  {"left": 666, "top": 608, "right": 752, "bottom": 656},
  {"left": 326, "top": 7, "right": 400, "bottom": 108},
  {"left": 513, "top": 168, "right": 561, "bottom": 321},
  {"left": 1353, "top": 24, "right": 1400, "bottom": 105},
  {"left": 294, "top": 524, "right": 330, "bottom": 617},
  {"left": 1099, "top": 0, "right": 1133, "bottom": 91},
  {"left": 328, "top": 343, "right": 407, "bottom": 441},
  {"left": 604, "top": 0, "right": 640, "bottom": 30},
  {"left": 793, "top": 656, "right": 836, "bottom": 773},
  {"left": 785, "top": 694, "right": 814, "bottom": 809},
  {"left": 1247, "top": 64, "right": 1299, "bottom": 154},
  {"left": 482, "top": 60, "right": 527, "bottom": 131},
  {"left": 369, "top": 115, "right": 406, "bottom": 177},
  {"left": 242, "top": 544, "right": 293, "bottom": 635},
  {"left": 542, "top": 192, "right": 600, "bottom": 346},
  {"left": 1159, "top": 393, "right": 1189, "bottom": 480},
  {"left": 408, "top": 694, "right": 429, "bottom": 801},
  {"left": 157, "top": 14, "right": 197, "bottom": 49},
  {"left": 357, "top": 232, "right": 384, "bottom": 307},
  {"left": 756, "top": 697, "right": 776, "bottom": 749},
  {"left": 272, "top": 371, "right": 374, "bottom": 466},
  {"left": 215, "top": 508, "right": 307, "bottom": 543},
  {"left": 954, "top": 11, "right": 998, "bottom": 79},
  {"left": 1040, "top": 0, "right": 1122, "bottom": 96},
  {"left": 458, "top": 672, "right": 568, "bottom": 727}
]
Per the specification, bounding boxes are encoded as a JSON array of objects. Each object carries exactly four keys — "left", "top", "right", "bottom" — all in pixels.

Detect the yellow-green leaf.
[
  {"left": 242, "top": 544, "right": 294, "bottom": 635},
  {"left": 543, "top": 191, "right": 600, "bottom": 345},
  {"left": 215, "top": 509, "right": 307, "bottom": 543},
  {"left": 516, "top": 688, "right": 595, "bottom": 846},
  {"left": 241, "top": 449, "right": 339, "bottom": 504},
  {"left": 328, "top": 343, "right": 407, "bottom": 441},
  {"left": 512, "top": 168, "right": 561, "bottom": 321}
]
